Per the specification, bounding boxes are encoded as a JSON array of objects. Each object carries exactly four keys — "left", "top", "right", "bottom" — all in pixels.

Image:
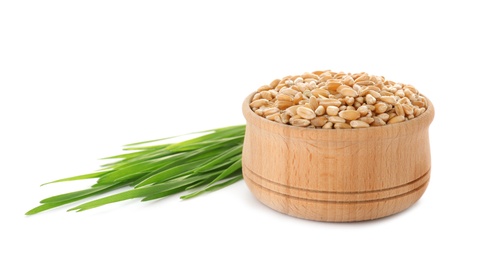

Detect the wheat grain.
[{"left": 251, "top": 70, "right": 428, "bottom": 128}]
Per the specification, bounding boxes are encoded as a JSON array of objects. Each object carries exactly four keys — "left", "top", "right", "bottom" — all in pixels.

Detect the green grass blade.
[
  {"left": 42, "top": 171, "right": 111, "bottom": 186},
  {"left": 165, "top": 126, "right": 245, "bottom": 152},
  {"left": 67, "top": 186, "right": 164, "bottom": 212},
  {"left": 135, "top": 159, "right": 209, "bottom": 188},
  {"left": 129, "top": 144, "right": 235, "bottom": 186},
  {"left": 206, "top": 158, "right": 242, "bottom": 186},
  {"left": 180, "top": 174, "right": 243, "bottom": 200},
  {"left": 123, "top": 128, "right": 219, "bottom": 147},
  {"left": 101, "top": 149, "right": 154, "bottom": 160},
  {"left": 97, "top": 153, "right": 180, "bottom": 184},
  {"left": 26, "top": 202, "right": 76, "bottom": 216},
  {"left": 181, "top": 160, "right": 242, "bottom": 198},
  {"left": 28, "top": 125, "right": 247, "bottom": 215},
  {"left": 40, "top": 183, "right": 122, "bottom": 203},
  {"left": 25, "top": 182, "right": 127, "bottom": 215},
  {"left": 68, "top": 173, "right": 215, "bottom": 212},
  {"left": 167, "top": 135, "right": 244, "bottom": 151},
  {"left": 193, "top": 145, "right": 243, "bottom": 173},
  {"left": 140, "top": 173, "right": 219, "bottom": 201},
  {"left": 140, "top": 187, "right": 186, "bottom": 202}
]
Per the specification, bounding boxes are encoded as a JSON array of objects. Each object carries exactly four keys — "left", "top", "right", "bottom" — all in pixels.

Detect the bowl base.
[{"left": 243, "top": 167, "right": 430, "bottom": 222}]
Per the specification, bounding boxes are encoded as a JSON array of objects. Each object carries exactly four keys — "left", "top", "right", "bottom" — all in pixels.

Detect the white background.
[{"left": 1, "top": 0, "right": 477, "bottom": 259}]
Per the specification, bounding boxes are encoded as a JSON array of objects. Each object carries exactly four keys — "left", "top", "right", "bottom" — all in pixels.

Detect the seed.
[
  {"left": 371, "top": 117, "right": 386, "bottom": 126},
  {"left": 312, "top": 70, "right": 326, "bottom": 76},
  {"left": 322, "top": 122, "right": 333, "bottom": 129},
  {"left": 254, "top": 108, "right": 264, "bottom": 116},
  {"left": 293, "top": 92, "right": 303, "bottom": 104},
  {"left": 398, "top": 97, "right": 411, "bottom": 105},
  {"left": 328, "top": 116, "right": 346, "bottom": 124},
  {"left": 396, "top": 89, "right": 405, "bottom": 98},
  {"left": 294, "top": 77, "right": 304, "bottom": 85},
  {"left": 263, "top": 107, "right": 280, "bottom": 116},
  {"left": 250, "top": 99, "right": 269, "bottom": 108},
  {"left": 357, "top": 105, "right": 369, "bottom": 116},
  {"left": 404, "top": 88, "right": 414, "bottom": 99},
  {"left": 355, "top": 80, "right": 374, "bottom": 86},
  {"left": 380, "top": 90, "right": 394, "bottom": 96},
  {"left": 281, "top": 113, "right": 291, "bottom": 124},
  {"left": 334, "top": 122, "right": 352, "bottom": 129},
  {"left": 342, "top": 76, "right": 355, "bottom": 86},
  {"left": 402, "top": 104, "right": 414, "bottom": 115},
  {"left": 350, "top": 120, "right": 370, "bottom": 128},
  {"left": 266, "top": 113, "right": 280, "bottom": 121},
  {"left": 280, "top": 87, "right": 298, "bottom": 96},
  {"left": 269, "top": 79, "right": 281, "bottom": 89},
  {"left": 417, "top": 107, "right": 426, "bottom": 116},
  {"left": 359, "top": 116, "right": 375, "bottom": 124},
  {"left": 296, "top": 83, "right": 307, "bottom": 93},
  {"left": 302, "top": 73, "right": 319, "bottom": 80},
  {"left": 311, "top": 116, "right": 328, "bottom": 127},
  {"left": 377, "top": 113, "right": 390, "bottom": 122},
  {"left": 339, "top": 87, "right": 358, "bottom": 97},
  {"left": 257, "top": 84, "right": 273, "bottom": 92},
  {"left": 355, "top": 74, "right": 370, "bottom": 82},
  {"left": 387, "top": 87, "right": 397, "bottom": 93},
  {"left": 370, "top": 75, "right": 381, "bottom": 84},
  {"left": 297, "top": 106, "right": 316, "bottom": 120},
  {"left": 395, "top": 103, "right": 405, "bottom": 117},
  {"left": 413, "top": 100, "right": 425, "bottom": 108},
  {"left": 269, "top": 90, "right": 278, "bottom": 98},
  {"left": 279, "top": 77, "right": 291, "bottom": 84},
  {"left": 303, "top": 90, "right": 312, "bottom": 98},
  {"left": 274, "top": 115, "right": 283, "bottom": 124},
  {"left": 319, "top": 73, "right": 333, "bottom": 82},
  {"left": 261, "top": 91, "right": 273, "bottom": 101},
  {"left": 319, "top": 99, "right": 342, "bottom": 107},
  {"left": 285, "top": 105, "right": 299, "bottom": 116},
  {"left": 368, "top": 90, "right": 381, "bottom": 99},
  {"left": 375, "top": 102, "right": 388, "bottom": 113},
  {"left": 405, "top": 85, "right": 418, "bottom": 94},
  {"left": 290, "top": 118, "right": 311, "bottom": 127},
  {"left": 309, "top": 96, "right": 319, "bottom": 111},
  {"left": 307, "top": 80, "right": 317, "bottom": 88},
  {"left": 353, "top": 84, "right": 362, "bottom": 93},
  {"left": 365, "top": 94, "right": 376, "bottom": 105},
  {"left": 311, "top": 88, "right": 330, "bottom": 98},
  {"left": 345, "top": 97, "right": 358, "bottom": 106},
  {"left": 277, "top": 93, "right": 293, "bottom": 102},
  {"left": 315, "top": 105, "right": 325, "bottom": 116},
  {"left": 251, "top": 70, "right": 428, "bottom": 128},
  {"left": 388, "top": 112, "right": 397, "bottom": 119},
  {"left": 380, "top": 96, "right": 397, "bottom": 105},
  {"left": 252, "top": 93, "right": 262, "bottom": 101},
  {"left": 326, "top": 106, "right": 340, "bottom": 116},
  {"left": 277, "top": 100, "right": 294, "bottom": 110},
  {"left": 326, "top": 81, "right": 342, "bottom": 92},
  {"left": 388, "top": 115, "right": 405, "bottom": 124},
  {"left": 339, "top": 110, "right": 361, "bottom": 121}
]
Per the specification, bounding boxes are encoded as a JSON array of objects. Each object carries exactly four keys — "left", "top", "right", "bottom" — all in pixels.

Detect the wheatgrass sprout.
[{"left": 26, "top": 125, "right": 245, "bottom": 215}]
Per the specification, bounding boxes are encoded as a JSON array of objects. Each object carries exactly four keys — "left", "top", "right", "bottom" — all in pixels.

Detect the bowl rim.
[{"left": 242, "top": 92, "right": 435, "bottom": 141}]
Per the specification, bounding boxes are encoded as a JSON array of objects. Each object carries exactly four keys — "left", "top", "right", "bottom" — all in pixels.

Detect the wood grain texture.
[{"left": 242, "top": 93, "right": 435, "bottom": 222}]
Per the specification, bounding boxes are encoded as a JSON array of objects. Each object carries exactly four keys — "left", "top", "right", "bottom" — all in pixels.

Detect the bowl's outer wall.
[{"left": 242, "top": 93, "right": 435, "bottom": 222}]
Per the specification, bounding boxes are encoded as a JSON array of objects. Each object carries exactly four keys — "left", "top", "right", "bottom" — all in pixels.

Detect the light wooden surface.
[{"left": 242, "top": 93, "right": 435, "bottom": 222}]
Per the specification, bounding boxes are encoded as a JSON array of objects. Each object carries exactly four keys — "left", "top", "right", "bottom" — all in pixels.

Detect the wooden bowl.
[{"left": 242, "top": 93, "right": 435, "bottom": 222}]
